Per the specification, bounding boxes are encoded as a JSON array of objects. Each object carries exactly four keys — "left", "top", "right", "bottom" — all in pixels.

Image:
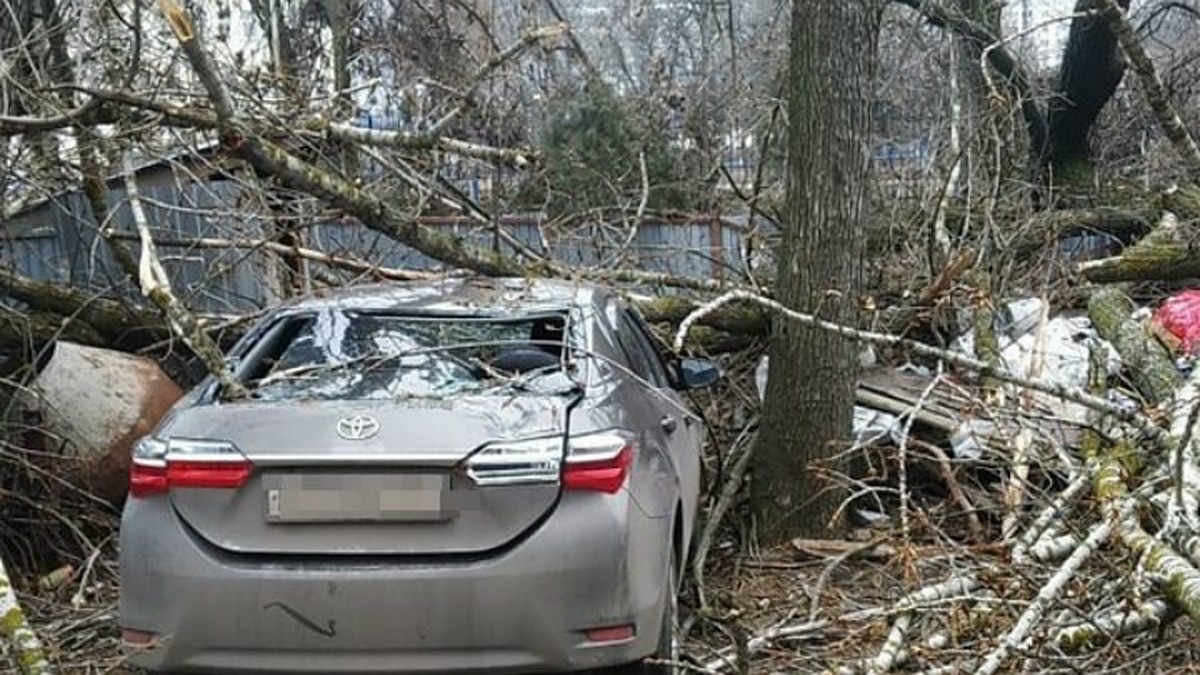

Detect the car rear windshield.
[{"left": 241, "top": 310, "right": 573, "bottom": 401}]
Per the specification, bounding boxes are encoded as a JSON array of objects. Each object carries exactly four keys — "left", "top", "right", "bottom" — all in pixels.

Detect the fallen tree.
[
  {"left": 1080, "top": 211, "right": 1200, "bottom": 283},
  {"left": 673, "top": 284, "right": 1200, "bottom": 672}
]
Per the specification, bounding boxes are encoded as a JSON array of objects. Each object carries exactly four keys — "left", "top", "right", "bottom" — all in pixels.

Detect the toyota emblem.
[{"left": 337, "top": 414, "right": 380, "bottom": 441}]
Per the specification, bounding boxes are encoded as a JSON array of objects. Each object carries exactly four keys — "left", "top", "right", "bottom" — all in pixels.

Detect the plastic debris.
[
  {"left": 951, "top": 419, "right": 996, "bottom": 461},
  {"left": 854, "top": 406, "right": 903, "bottom": 447},
  {"left": 1056, "top": 233, "right": 1123, "bottom": 262},
  {"left": 954, "top": 299, "right": 1120, "bottom": 427},
  {"left": 1150, "top": 290, "right": 1200, "bottom": 355}
]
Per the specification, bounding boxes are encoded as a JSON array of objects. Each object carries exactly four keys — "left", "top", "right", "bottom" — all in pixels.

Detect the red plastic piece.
[{"left": 1152, "top": 290, "right": 1200, "bottom": 354}]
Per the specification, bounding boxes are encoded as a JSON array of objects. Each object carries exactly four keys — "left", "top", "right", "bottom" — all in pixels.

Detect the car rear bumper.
[{"left": 119, "top": 491, "right": 671, "bottom": 673}]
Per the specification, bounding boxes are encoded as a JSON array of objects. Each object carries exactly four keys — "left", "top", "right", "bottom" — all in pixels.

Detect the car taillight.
[
  {"left": 564, "top": 431, "right": 635, "bottom": 494},
  {"left": 465, "top": 437, "right": 562, "bottom": 487},
  {"left": 129, "top": 437, "right": 253, "bottom": 497}
]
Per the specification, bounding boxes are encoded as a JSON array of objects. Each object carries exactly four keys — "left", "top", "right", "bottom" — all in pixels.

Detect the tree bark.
[
  {"left": 752, "top": 0, "right": 878, "bottom": 541},
  {"left": 1046, "top": 0, "right": 1130, "bottom": 195},
  {"left": 1079, "top": 214, "right": 1200, "bottom": 283},
  {"left": 1087, "top": 284, "right": 1180, "bottom": 406}
]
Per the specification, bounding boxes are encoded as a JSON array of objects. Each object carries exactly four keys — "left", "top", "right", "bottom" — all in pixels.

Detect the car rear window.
[{"left": 241, "top": 310, "right": 573, "bottom": 401}]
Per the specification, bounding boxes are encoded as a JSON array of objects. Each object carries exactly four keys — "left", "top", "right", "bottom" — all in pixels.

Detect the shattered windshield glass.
[{"left": 246, "top": 310, "right": 575, "bottom": 401}]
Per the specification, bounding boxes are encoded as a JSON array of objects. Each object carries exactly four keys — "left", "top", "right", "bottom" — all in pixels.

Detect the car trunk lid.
[{"left": 162, "top": 396, "right": 567, "bottom": 555}]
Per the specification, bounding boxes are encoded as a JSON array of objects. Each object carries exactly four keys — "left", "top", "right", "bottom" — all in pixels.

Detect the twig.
[
  {"left": 692, "top": 422, "right": 758, "bottom": 610},
  {"left": 672, "top": 290, "right": 1167, "bottom": 449},
  {"left": 912, "top": 439, "right": 986, "bottom": 542},
  {"left": 1001, "top": 429, "right": 1035, "bottom": 541},
  {"left": 897, "top": 371, "right": 944, "bottom": 548},
  {"left": 974, "top": 515, "right": 1117, "bottom": 675}
]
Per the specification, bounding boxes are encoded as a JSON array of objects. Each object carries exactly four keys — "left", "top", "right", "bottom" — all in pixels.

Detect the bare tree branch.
[
  {"left": 893, "top": 0, "right": 1050, "bottom": 160},
  {"left": 1096, "top": 0, "right": 1200, "bottom": 182},
  {"left": 122, "top": 156, "right": 248, "bottom": 398}
]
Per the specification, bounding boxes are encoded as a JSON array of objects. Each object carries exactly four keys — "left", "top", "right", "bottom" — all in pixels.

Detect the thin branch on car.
[{"left": 120, "top": 155, "right": 249, "bottom": 399}]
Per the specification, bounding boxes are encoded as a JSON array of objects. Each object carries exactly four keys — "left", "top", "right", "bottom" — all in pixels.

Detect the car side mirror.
[{"left": 675, "top": 358, "right": 720, "bottom": 390}]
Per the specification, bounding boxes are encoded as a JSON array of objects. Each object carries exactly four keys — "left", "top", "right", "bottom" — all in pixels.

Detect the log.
[
  {"left": 1079, "top": 213, "right": 1200, "bottom": 283},
  {"left": 0, "top": 267, "right": 161, "bottom": 342},
  {"left": 1162, "top": 184, "right": 1200, "bottom": 222},
  {"left": 0, "top": 310, "right": 107, "bottom": 349},
  {"left": 1013, "top": 207, "right": 1152, "bottom": 260},
  {"left": 1087, "top": 285, "right": 1180, "bottom": 406},
  {"left": 637, "top": 295, "right": 768, "bottom": 335}
]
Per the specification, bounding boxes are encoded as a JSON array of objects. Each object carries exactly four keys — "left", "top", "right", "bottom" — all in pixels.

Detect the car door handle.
[{"left": 661, "top": 416, "right": 678, "bottom": 434}]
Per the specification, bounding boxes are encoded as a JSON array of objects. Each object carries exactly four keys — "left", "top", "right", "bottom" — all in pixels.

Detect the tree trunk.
[
  {"left": 1046, "top": 0, "right": 1131, "bottom": 198},
  {"left": 752, "top": 0, "right": 878, "bottom": 541}
]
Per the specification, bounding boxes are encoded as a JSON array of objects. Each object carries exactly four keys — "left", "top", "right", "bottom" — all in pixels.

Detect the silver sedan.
[{"left": 119, "top": 278, "right": 717, "bottom": 673}]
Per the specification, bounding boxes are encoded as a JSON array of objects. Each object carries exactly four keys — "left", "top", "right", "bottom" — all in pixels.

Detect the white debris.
[
  {"left": 855, "top": 406, "right": 903, "bottom": 447},
  {"left": 954, "top": 299, "right": 1121, "bottom": 427},
  {"left": 951, "top": 419, "right": 996, "bottom": 461}
]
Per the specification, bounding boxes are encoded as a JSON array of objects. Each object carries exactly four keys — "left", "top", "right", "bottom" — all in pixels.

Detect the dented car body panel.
[{"left": 119, "top": 278, "right": 710, "bottom": 673}]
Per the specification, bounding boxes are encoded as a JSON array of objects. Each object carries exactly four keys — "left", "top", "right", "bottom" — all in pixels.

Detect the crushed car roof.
[{"left": 281, "top": 277, "right": 602, "bottom": 315}]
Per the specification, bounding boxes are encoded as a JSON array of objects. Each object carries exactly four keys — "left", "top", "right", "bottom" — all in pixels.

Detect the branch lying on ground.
[
  {"left": 704, "top": 576, "right": 980, "bottom": 673},
  {"left": 1080, "top": 212, "right": 1200, "bottom": 283},
  {"left": 0, "top": 267, "right": 157, "bottom": 340},
  {"left": 974, "top": 515, "right": 1116, "bottom": 675},
  {"left": 1012, "top": 207, "right": 1153, "bottom": 259},
  {"left": 1087, "top": 282, "right": 1179, "bottom": 406},
  {"left": 692, "top": 422, "right": 757, "bottom": 610}
]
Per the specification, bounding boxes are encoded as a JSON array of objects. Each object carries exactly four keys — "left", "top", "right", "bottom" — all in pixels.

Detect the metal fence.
[{"left": 2, "top": 171, "right": 768, "bottom": 313}]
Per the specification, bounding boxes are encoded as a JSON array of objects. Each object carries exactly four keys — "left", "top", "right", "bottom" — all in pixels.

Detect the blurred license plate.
[{"left": 264, "top": 474, "right": 456, "bottom": 523}]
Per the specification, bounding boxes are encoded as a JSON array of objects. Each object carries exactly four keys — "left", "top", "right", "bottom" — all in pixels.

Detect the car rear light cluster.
[
  {"left": 465, "top": 430, "right": 635, "bottom": 494},
  {"left": 563, "top": 431, "right": 634, "bottom": 494},
  {"left": 129, "top": 437, "right": 254, "bottom": 498},
  {"left": 464, "top": 436, "right": 562, "bottom": 487}
]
